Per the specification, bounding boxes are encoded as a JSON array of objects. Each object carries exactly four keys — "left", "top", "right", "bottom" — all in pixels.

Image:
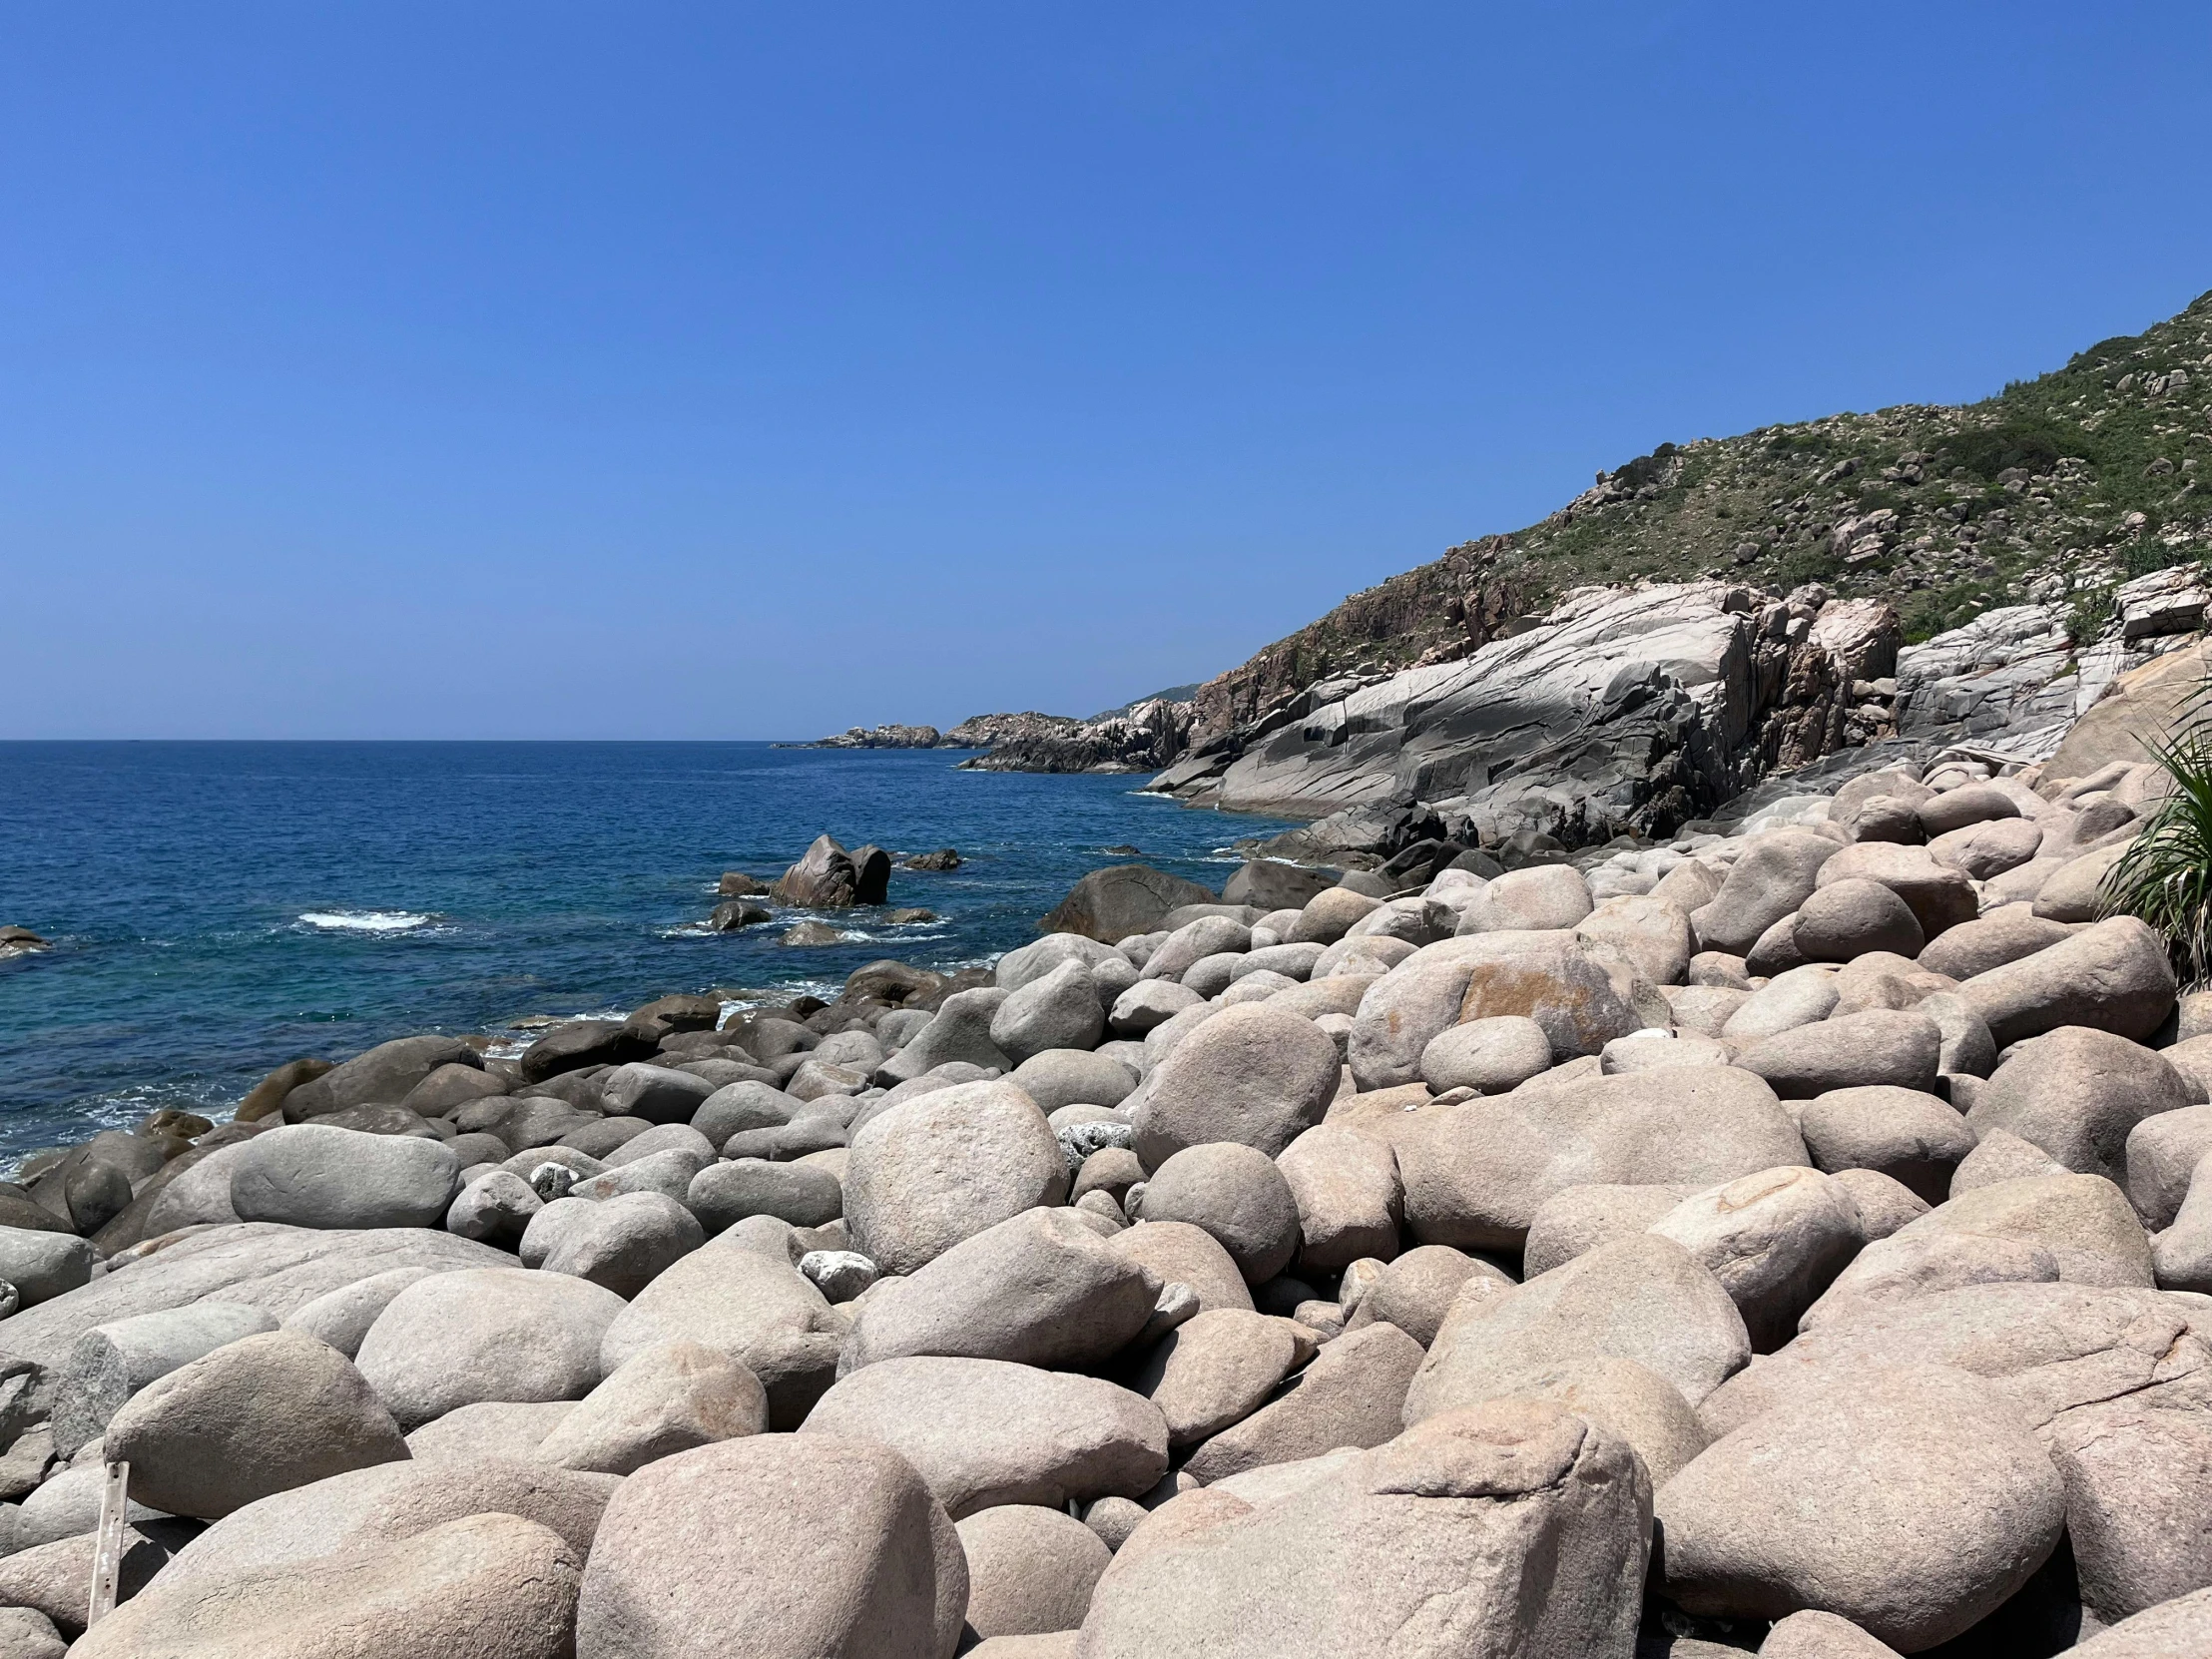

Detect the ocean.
[{"left": 0, "top": 742, "right": 1294, "bottom": 1161}]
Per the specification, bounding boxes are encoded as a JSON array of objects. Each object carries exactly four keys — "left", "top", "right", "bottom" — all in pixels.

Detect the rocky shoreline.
[{"left": 0, "top": 641, "right": 2210, "bottom": 1653}]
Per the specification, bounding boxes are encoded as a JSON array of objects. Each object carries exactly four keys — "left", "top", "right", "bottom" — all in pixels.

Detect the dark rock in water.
[
  {"left": 902, "top": 848, "right": 961, "bottom": 871},
  {"left": 1039, "top": 864, "right": 1219, "bottom": 944},
  {"left": 717, "top": 871, "right": 770, "bottom": 897},
  {"left": 844, "top": 960, "right": 948, "bottom": 1009},
  {"left": 783, "top": 921, "right": 845, "bottom": 947},
  {"left": 849, "top": 844, "right": 892, "bottom": 905},
  {"left": 235, "top": 1057, "right": 333, "bottom": 1124},
  {"left": 519, "top": 1021, "right": 654, "bottom": 1084},
  {"left": 0, "top": 927, "right": 48, "bottom": 955},
  {"left": 1222, "top": 860, "right": 1340, "bottom": 912},
  {"left": 625, "top": 994, "right": 723, "bottom": 1040},
  {"left": 773, "top": 834, "right": 860, "bottom": 907},
  {"left": 1102, "top": 844, "right": 1140, "bottom": 856},
  {"left": 711, "top": 900, "right": 771, "bottom": 931},
  {"left": 886, "top": 907, "right": 936, "bottom": 924}
]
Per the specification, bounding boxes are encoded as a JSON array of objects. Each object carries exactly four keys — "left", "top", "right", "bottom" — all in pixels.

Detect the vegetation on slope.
[{"left": 1194, "top": 289, "right": 2212, "bottom": 742}]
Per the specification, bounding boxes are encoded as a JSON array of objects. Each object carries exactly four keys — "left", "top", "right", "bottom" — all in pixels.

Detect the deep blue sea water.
[{"left": 0, "top": 743, "right": 1293, "bottom": 1161}]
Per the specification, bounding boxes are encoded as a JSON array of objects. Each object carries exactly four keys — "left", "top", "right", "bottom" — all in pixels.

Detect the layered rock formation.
[{"left": 1150, "top": 581, "right": 1900, "bottom": 846}]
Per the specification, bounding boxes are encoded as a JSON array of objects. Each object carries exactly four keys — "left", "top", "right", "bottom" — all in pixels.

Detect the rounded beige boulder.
[
  {"left": 1657, "top": 1364, "right": 2063, "bottom": 1650},
  {"left": 844, "top": 1080, "right": 1069, "bottom": 1276},
  {"left": 576, "top": 1434, "right": 967, "bottom": 1659},
  {"left": 75, "top": 1512, "right": 582, "bottom": 1659}
]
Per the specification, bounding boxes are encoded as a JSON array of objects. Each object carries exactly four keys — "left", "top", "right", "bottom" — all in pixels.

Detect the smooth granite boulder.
[
  {"left": 535, "top": 1338, "right": 768, "bottom": 1476},
  {"left": 1077, "top": 1397, "right": 1650, "bottom": 1659},
  {"left": 844, "top": 1206, "right": 1158, "bottom": 1372},
  {"left": 1404, "top": 1232, "right": 1752, "bottom": 1417},
  {"left": 354, "top": 1266, "right": 627, "bottom": 1429},
  {"left": 845, "top": 1081, "right": 1069, "bottom": 1276},
  {"left": 598, "top": 1243, "right": 847, "bottom": 1429},
  {"left": 1965, "top": 1026, "right": 2194, "bottom": 1186},
  {"left": 1397, "top": 1065, "right": 1805, "bottom": 1250},
  {"left": 106, "top": 1329, "right": 409, "bottom": 1519},
  {"left": 78, "top": 1512, "right": 581, "bottom": 1659},
  {"left": 1275, "top": 1125, "right": 1401, "bottom": 1271},
  {"left": 1657, "top": 1364, "right": 2063, "bottom": 1651},
  {"left": 801, "top": 1357, "right": 1169, "bottom": 1518},
  {"left": 230, "top": 1124, "right": 462, "bottom": 1230},
  {"left": 577, "top": 1433, "right": 966, "bottom": 1659},
  {"left": 1181, "top": 1322, "right": 1426, "bottom": 1484},
  {"left": 1133, "top": 1003, "right": 1340, "bottom": 1168}
]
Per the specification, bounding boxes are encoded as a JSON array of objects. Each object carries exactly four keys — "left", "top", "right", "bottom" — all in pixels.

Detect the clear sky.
[{"left": 5, "top": 3, "right": 2210, "bottom": 739}]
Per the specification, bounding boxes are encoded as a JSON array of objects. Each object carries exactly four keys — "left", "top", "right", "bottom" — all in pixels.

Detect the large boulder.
[
  {"left": 955, "top": 1504, "right": 1108, "bottom": 1646},
  {"left": 535, "top": 1339, "right": 767, "bottom": 1477},
  {"left": 1656, "top": 1364, "right": 2064, "bottom": 1651},
  {"left": 105, "top": 1329, "right": 408, "bottom": 1519},
  {"left": 1648, "top": 1168, "right": 1865, "bottom": 1351},
  {"left": 0, "top": 1224, "right": 510, "bottom": 1377},
  {"left": 844, "top": 1081, "right": 1069, "bottom": 1276},
  {"left": 0, "top": 1230, "right": 90, "bottom": 1311},
  {"left": 576, "top": 1434, "right": 965, "bottom": 1659},
  {"left": 2066, "top": 1585, "right": 2212, "bottom": 1657},
  {"left": 1965, "top": 1026, "right": 2194, "bottom": 1186},
  {"left": 844, "top": 1207, "right": 1158, "bottom": 1372},
  {"left": 1105, "top": 1221, "right": 1254, "bottom": 1316},
  {"left": 1275, "top": 1125, "right": 1401, "bottom": 1271},
  {"left": 772, "top": 833, "right": 860, "bottom": 906},
  {"left": 1125, "top": 1309, "right": 1302, "bottom": 1447},
  {"left": 1734, "top": 1010, "right": 1942, "bottom": 1100},
  {"left": 2047, "top": 1400, "right": 2212, "bottom": 1626},
  {"left": 49, "top": 1301, "right": 287, "bottom": 1455},
  {"left": 1796, "top": 1086, "right": 1977, "bottom": 1204},
  {"left": 1404, "top": 1232, "right": 1751, "bottom": 1415},
  {"left": 801, "top": 1357, "right": 1168, "bottom": 1517},
  {"left": 1917, "top": 907, "right": 2073, "bottom": 982},
  {"left": 598, "top": 1244, "right": 847, "bottom": 1429},
  {"left": 230, "top": 1124, "right": 462, "bottom": 1230},
  {"left": 1135, "top": 1144, "right": 1300, "bottom": 1284},
  {"left": 1959, "top": 916, "right": 2177, "bottom": 1047},
  {"left": 1453, "top": 938, "right": 1648, "bottom": 1062},
  {"left": 76, "top": 1513, "right": 580, "bottom": 1659},
  {"left": 1453, "top": 864, "right": 1594, "bottom": 933},
  {"left": 142, "top": 1454, "right": 619, "bottom": 1596},
  {"left": 1813, "top": 843, "right": 1977, "bottom": 940},
  {"left": 1132, "top": 1003, "right": 1340, "bottom": 1168},
  {"left": 354, "top": 1266, "right": 627, "bottom": 1428},
  {"left": 990, "top": 960, "right": 1107, "bottom": 1064},
  {"left": 1693, "top": 831, "right": 1838, "bottom": 955},
  {"left": 1077, "top": 1397, "right": 1650, "bottom": 1659},
  {"left": 1182, "top": 1321, "right": 1426, "bottom": 1483},
  {"left": 1397, "top": 1065, "right": 1806, "bottom": 1249},
  {"left": 282, "top": 1035, "right": 482, "bottom": 1120},
  {"left": 535, "top": 1191, "right": 705, "bottom": 1298},
  {"left": 1042, "top": 864, "right": 1219, "bottom": 943}
]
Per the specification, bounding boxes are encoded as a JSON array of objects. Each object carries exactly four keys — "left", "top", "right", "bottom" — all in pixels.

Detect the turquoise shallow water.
[{"left": 0, "top": 742, "right": 1293, "bottom": 1159}]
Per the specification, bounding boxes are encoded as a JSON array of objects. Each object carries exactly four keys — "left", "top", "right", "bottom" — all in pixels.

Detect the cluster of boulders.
[
  {"left": 707, "top": 834, "right": 946, "bottom": 936},
  {"left": 2, "top": 745, "right": 2212, "bottom": 1654}
]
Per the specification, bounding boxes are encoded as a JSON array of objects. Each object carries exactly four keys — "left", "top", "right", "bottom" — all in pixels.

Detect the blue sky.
[{"left": 4, "top": 3, "right": 2209, "bottom": 739}]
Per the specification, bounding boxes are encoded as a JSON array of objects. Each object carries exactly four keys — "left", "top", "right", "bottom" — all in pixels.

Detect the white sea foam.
[{"left": 297, "top": 910, "right": 434, "bottom": 934}]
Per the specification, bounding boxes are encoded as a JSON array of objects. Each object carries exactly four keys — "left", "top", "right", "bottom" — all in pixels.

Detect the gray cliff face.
[{"left": 1150, "top": 581, "right": 1899, "bottom": 846}]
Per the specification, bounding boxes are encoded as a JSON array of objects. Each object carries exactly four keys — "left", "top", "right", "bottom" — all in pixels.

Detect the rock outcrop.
[{"left": 1150, "top": 580, "right": 1900, "bottom": 846}]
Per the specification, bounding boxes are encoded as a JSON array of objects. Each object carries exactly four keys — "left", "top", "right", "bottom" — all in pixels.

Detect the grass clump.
[{"left": 2101, "top": 671, "right": 2212, "bottom": 987}]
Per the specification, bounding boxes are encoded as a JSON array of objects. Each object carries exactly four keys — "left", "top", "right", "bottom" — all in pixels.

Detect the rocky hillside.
[{"left": 1191, "top": 289, "right": 2212, "bottom": 746}]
